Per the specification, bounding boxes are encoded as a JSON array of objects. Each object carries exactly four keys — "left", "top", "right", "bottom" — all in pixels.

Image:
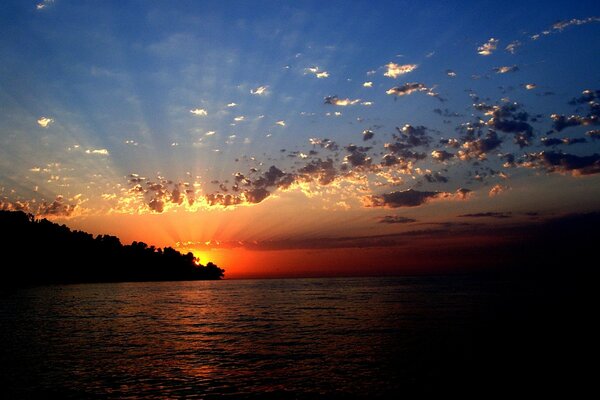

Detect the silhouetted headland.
[{"left": 0, "top": 210, "right": 224, "bottom": 285}]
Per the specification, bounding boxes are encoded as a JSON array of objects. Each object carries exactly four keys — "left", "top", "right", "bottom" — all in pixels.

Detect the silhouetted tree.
[{"left": 0, "top": 210, "right": 224, "bottom": 285}]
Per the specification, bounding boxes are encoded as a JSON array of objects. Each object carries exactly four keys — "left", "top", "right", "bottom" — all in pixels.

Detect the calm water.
[{"left": 0, "top": 276, "right": 579, "bottom": 398}]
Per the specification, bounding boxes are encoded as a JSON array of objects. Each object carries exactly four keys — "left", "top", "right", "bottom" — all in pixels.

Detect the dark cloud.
[
  {"left": 541, "top": 137, "right": 587, "bottom": 146},
  {"left": 433, "top": 108, "right": 463, "bottom": 118},
  {"left": 362, "top": 129, "right": 375, "bottom": 141},
  {"left": 568, "top": 89, "right": 600, "bottom": 105},
  {"left": 309, "top": 138, "right": 339, "bottom": 151},
  {"left": 458, "top": 131, "right": 502, "bottom": 161},
  {"left": 552, "top": 90, "right": 600, "bottom": 132},
  {"left": 424, "top": 172, "right": 449, "bottom": 183},
  {"left": 245, "top": 187, "right": 270, "bottom": 204},
  {"left": 297, "top": 158, "right": 337, "bottom": 185},
  {"left": 587, "top": 130, "right": 600, "bottom": 139},
  {"left": 459, "top": 212, "right": 512, "bottom": 219},
  {"left": 378, "top": 216, "right": 417, "bottom": 224},
  {"left": 205, "top": 193, "right": 243, "bottom": 207},
  {"left": 551, "top": 114, "right": 598, "bottom": 132},
  {"left": 523, "top": 151, "right": 600, "bottom": 175},
  {"left": 344, "top": 145, "right": 372, "bottom": 167},
  {"left": 38, "top": 196, "right": 77, "bottom": 217},
  {"left": 365, "top": 189, "right": 445, "bottom": 208}
]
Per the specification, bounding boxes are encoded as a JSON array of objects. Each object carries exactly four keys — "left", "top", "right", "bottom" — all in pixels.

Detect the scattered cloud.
[
  {"left": 37, "top": 117, "right": 54, "bottom": 128},
  {"left": 190, "top": 108, "right": 207, "bottom": 116},
  {"left": 477, "top": 38, "right": 499, "bottom": 55},
  {"left": 275, "top": 120, "right": 286, "bottom": 127},
  {"left": 505, "top": 40, "right": 521, "bottom": 54},
  {"left": 364, "top": 189, "right": 446, "bottom": 208},
  {"left": 522, "top": 151, "right": 600, "bottom": 176},
  {"left": 251, "top": 85, "right": 268, "bottom": 95},
  {"left": 378, "top": 215, "right": 417, "bottom": 224},
  {"left": 386, "top": 83, "right": 428, "bottom": 97},
  {"left": 459, "top": 212, "right": 511, "bottom": 219},
  {"left": 494, "top": 65, "right": 519, "bottom": 74},
  {"left": 362, "top": 130, "right": 374, "bottom": 141},
  {"left": 363, "top": 81, "right": 373, "bottom": 88},
  {"left": 384, "top": 63, "right": 418, "bottom": 78},
  {"left": 35, "top": 0, "right": 54, "bottom": 11},
  {"left": 488, "top": 184, "right": 509, "bottom": 197},
  {"left": 324, "top": 96, "right": 361, "bottom": 106},
  {"left": 524, "top": 83, "right": 537, "bottom": 90},
  {"left": 85, "top": 148, "right": 110, "bottom": 155},
  {"left": 227, "top": 102, "right": 237, "bottom": 107},
  {"left": 431, "top": 150, "right": 454, "bottom": 162}
]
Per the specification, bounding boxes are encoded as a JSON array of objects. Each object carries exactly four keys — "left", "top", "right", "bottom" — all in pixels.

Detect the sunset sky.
[{"left": 1, "top": 1, "right": 599, "bottom": 278}]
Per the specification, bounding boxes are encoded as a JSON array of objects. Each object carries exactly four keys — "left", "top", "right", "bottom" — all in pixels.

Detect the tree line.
[{"left": 0, "top": 210, "right": 224, "bottom": 285}]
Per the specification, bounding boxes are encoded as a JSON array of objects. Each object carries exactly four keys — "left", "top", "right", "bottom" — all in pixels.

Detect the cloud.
[
  {"left": 384, "top": 63, "right": 418, "bottom": 78},
  {"left": 386, "top": 83, "right": 428, "bottom": 97},
  {"left": 477, "top": 38, "right": 499, "bottom": 55},
  {"left": 457, "top": 131, "right": 502, "bottom": 161},
  {"left": 324, "top": 96, "right": 361, "bottom": 106},
  {"left": 524, "top": 83, "right": 537, "bottom": 90},
  {"left": 460, "top": 212, "right": 512, "bottom": 219},
  {"left": 37, "top": 117, "right": 54, "bottom": 128},
  {"left": 37, "top": 196, "right": 78, "bottom": 217},
  {"left": 488, "top": 184, "right": 508, "bottom": 197},
  {"left": 551, "top": 114, "right": 598, "bottom": 132},
  {"left": 297, "top": 158, "right": 337, "bottom": 185},
  {"left": 363, "top": 81, "right": 373, "bottom": 88},
  {"left": 364, "top": 189, "right": 446, "bottom": 208},
  {"left": 344, "top": 145, "right": 372, "bottom": 167},
  {"left": 587, "top": 130, "right": 600, "bottom": 139},
  {"left": 455, "top": 188, "right": 472, "bottom": 200},
  {"left": 478, "top": 102, "right": 534, "bottom": 147},
  {"left": 424, "top": 172, "right": 448, "bottom": 183},
  {"left": 505, "top": 40, "right": 521, "bottom": 54},
  {"left": 275, "top": 120, "right": 286, "bottom": 127},
  {"left": 541, "top": 137, "right": 586, "bottom": 146},
  {"left": 85, "top": 148, "right": 110, "bottom": 155},
  {"left": 234, "top": 116, "right": 245, "bottom": 122},
  {"left": 493, "top": 65, "right": 519, "bottom": 74},
  {"left": 190, "top": 108, "right": 207, "bottom": 116},
  {"left": 446, "top": 70, "right": 457, "bottom": 77},
  {"left": 250, "top": 85, "right": 268, "bottom": 95},
  {"left": 227, "top": 102, "right": 237, "bottom": 107},
  {"left": 378, "top": 216, "right": 417, "bottom": 224},
  {"left": 431, "top": 150, "right": 454, "bottom": 162},
  {"left": 522, "top": 151, "right": 600, "bottom": 176},
  {"left": 304, "top": 66, "right": 329, "bottom": 78},
  {"left": 35, "top": 0, "right": 53, "bottom": 10},
  {"left": 362, "top": 130, "right": 374, "bottom": 141}
]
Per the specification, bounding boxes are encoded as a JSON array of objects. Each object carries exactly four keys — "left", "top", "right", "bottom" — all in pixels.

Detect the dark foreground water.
[{"left": 0, "top": 275, "right": 587, "bottom": 398}]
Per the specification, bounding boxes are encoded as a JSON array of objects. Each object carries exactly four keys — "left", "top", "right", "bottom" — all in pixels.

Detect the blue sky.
[{"left": 1, "top": 1, "right": 600, "bottom": 275}]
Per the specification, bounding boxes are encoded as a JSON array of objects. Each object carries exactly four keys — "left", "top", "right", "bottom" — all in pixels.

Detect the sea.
[{"left": 0, "top": 275, "right": 586, "bottom": 398}]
